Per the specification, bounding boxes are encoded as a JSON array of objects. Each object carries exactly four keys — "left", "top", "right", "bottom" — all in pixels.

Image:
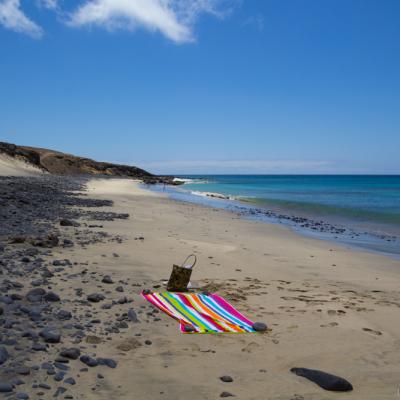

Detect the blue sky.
[{"left": 0, "top": 0, "right": 399, "bottom": 174}]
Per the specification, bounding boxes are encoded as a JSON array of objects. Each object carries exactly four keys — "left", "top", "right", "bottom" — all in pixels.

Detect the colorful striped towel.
[{"left": 141, "top": 291, "right": 257, "bottom": 334}]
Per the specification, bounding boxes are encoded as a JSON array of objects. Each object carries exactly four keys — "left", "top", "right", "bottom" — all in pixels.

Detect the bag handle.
[{"left": 181, "top": 254, "right": 196, "bottom": 269}]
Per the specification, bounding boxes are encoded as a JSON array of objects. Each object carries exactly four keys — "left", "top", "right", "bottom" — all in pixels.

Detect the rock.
[
  {"left": 220, "top": 376, "right": 233, "bottom": 383},
  {"left": 40, "top": 328, "right": 61, "bottom": 343},
  {"left": 80, "top": 355, "right": 99, "bottom": 367},
  {"left": 97, "top": 358, "right": 117, "bottom": 368},
  {"left": 252, "top": 322, "right": 267, "bottom": 332},
  {"left": 16, "top": 392, "right": 29, "bottom": 399},
  {"left": 57, "top": 310, "right": 72, "bottom": 320},
  {"left": 53, "top": 372, "right": 65, "bottom": 382},
  {"left": 0, "top": 306, "right": 3, "bottom": 316},
  {"left": 0, "top": 346, "right": 9, "bottom": 365},
  {"left": 26, "top": 288, "right": 46, "bottom": 302},
  {"left": 127, "top": 309, "right": 139, "bottom": 323},
  {"left": 60, "top": 348, "right": 81, "bottom": 360},
  {"left": 60, "top": 219, "right": 80, "bottom": 227},
  {"left": 0, "top": 382, "right": 13, "bottom": 392},
  {"left": 183, "top": 324, "right": 195, "bottom": 333},
  {"left": 144, "top": 340, "right": 152, "bottom": 345},
  {"left": 102, "top": 275, "right": 113, "bottom": 284},
  {"left": 43, "top": 292, "right": 60, "bottom": 302},
  {"left": 220, "top": 392, "right": 234, "bottom": 397},
  {"left": 115, "top": 286, "right": 124, "bottom": 292},
  {"left": 15, "top": 367, "right": 30, "bottom": 376},
  {"left": 290, "top": 368, "right": 353, "bottom": 391},
  {"left": 87, "top": 293, "right": 105, "bottom": 303},
  {"left": 64, "top": 377, "right": 76, "bottom": 385},
  {"left": 32, "top": 343, "right": 47, "bottom": 352}
]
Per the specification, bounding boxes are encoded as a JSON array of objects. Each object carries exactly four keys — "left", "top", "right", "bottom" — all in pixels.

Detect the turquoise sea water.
[
  {"left": 180, "top": 175, "right": 400, "bottom": 227},
  {"left": 157, "top": 175, "right": 400, "bottom": 258}
]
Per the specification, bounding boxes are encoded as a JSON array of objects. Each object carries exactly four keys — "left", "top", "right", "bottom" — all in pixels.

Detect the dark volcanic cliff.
[{"left": 0, "top": 141, "right": 174, "bottom": 183}]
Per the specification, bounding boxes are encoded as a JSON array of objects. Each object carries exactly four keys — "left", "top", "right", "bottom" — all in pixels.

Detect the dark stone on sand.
[
  {"left": 290, "top": 368, "right": 353, "bottom": 392},
  {"left": 53, "top": 372, "right": 65, "bottom": 382},
  {"left": 183, "top": 325, "right": 195, "bottom": 333},
  {"left": 97, "top": 358, "right": 118, "bottom": 368},
  {"left": 57, "top": 310, "right": 72, "bottom": 320},
  {"left": 40, "top": 327, "right": 61, "bottom": 343},
  {"left": 145, "top": 340, "right": 152, "bottom": 345},
  {"left": 0, "top": 346, "right": 9, "bottom": 365},
  {"left": 16, "top": 393, "right": 29, "bottom": 399},
  {"left": 115, "top": 286, "right": 124, "bottom": 292},
  {"left": 220, "top": 392, "right": 235, "bottom": 397},
  {"left": 102, "top": 275, "right": 113, "bottom": 284},
  {"left": 252, "top": 322, "right": 267, "bottom": 332},
  {"left": 60, "top": 348, "right": 81, "bottom": 360},
  {"left": 54, "top": 387, "right": 67, "bottom": 397},
  {"left": 32, "top": 343, "right": 47, "bottom": 352},
  {"left": 0, "top": 382, "right": 13, "bottom": 392},
  {"left": 127, "top": 308, "right": 139, "bottom": 323},
  {"left": 87, "top": 293, "right": 105, "bottom": 303},
  {"left": 43, "top": 291, "right": 60, "bottom": 302},
  {"left": 142, "top": 289, "right": 152, "bottom": 295},
  {"left": 26, "top": 288, "right": 46, "bottom": 302},
  {"left": 16, "top": 366, "right": 30, "bottom": 376},
  {"left": 60, "top": 219, "right": 80, "bottom": 227},
  {"left": 64, "top": 377, "right": 76, "bottom": 385},
  {"left": 220, "top": 376, "right": 233, "bottom": 383},
  {"left": 80, "top": 355, "right": 98, "bottom": 367},
  {"left": 38, "top": 383, "right": 51, "bottom": 390}
]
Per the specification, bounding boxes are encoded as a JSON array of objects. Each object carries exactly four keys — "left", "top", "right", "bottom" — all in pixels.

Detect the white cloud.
[
  {"left": 67, "top": 0, "right": 231, "bottom": 43},
  {"left": 0, "top": 0, "right": 43, "bottom": 37},
  {"left": 36, "top": 0, "right": 58, "bottom": 10}
]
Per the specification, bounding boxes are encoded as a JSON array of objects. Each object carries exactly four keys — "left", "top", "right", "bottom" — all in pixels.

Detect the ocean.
[{"left": 150, "top": 175, "right": 400, "bottom": 258}]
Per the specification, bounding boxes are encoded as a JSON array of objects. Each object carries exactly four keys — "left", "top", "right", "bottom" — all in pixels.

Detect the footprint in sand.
[
  {"left": 320, "top": 322, "right": 339, "bottom": 328},
  {"left": 241, "top": 342, "right": 261, "bottom": 353},
  {"left": 362, "top": 327, "right": 382, "bottom": 336}
]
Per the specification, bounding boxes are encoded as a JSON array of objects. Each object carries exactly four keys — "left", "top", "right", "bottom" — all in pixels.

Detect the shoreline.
[
  {"left": 148, "top": 183, "right": 400, "bottom": 260},
  {"left": 1, "top": 176, "right": 400, "bottom": 399}
]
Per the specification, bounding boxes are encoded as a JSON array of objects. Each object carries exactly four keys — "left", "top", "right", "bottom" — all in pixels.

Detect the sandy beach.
[
  {"left": 55, "top": 179, "right": 400, "bottom": 399},
  {"left": 1, "top": 176, "right": 400, "bottom": 400}
]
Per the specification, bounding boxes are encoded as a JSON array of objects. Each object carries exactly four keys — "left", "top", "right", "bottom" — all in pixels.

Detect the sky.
[{"left": 0, "top": 0, "right": 399, "bottom": 175}]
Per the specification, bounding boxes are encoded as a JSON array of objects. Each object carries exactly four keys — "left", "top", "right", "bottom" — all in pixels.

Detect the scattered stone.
[
  {"left": 0, "top": 346, "right": 9, "bottom": 365},
  {"left": 252, "top": 322, "right": 267, "bottom": 332},
  {"left": 102, "top": 275, "right": 113, "bottom": 284},
  {"left": 43, "top": 291, "right": 60, "bottom": 302},
  {"left": 220, "top": 376, "right": 233, "bottom": 383},
  {"left": 290, "top": 368, "right": 353, "bottom": 391},
  {"left": 80, "top": 355, "right": 98, "bottom": 367},
  {"left": 40, "top": 327, "right": 61, "bottom": 343},
  {"left": 87, "top": 293, "right": 105, "bottom": 303},
  {"left": 220, "top": 392, "right": 234, "bottom": 397},
  {"left": 60, "top": 348, "right": 81, "bottom": 360},
  {"left": 127, "top": 308, "right": 139, "bottom": 323},
  {"left": 0, "top": 382, "right": 13, "bottom": 392}
]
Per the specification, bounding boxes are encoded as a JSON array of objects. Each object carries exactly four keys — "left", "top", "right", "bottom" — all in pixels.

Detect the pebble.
[
  {"left": 220, "top": 376, "right": 233, "bottom": 383},
  {"left": 40, "top": 327, "right": 61, "bottom": 343},
  {"left": 60, "top": 348, "right": 81, "bottom": 360},
  {"left": 0, "top": 382, "right": 13, "bottom": 392}
]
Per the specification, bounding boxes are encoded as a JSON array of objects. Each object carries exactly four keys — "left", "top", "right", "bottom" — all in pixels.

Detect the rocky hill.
[{"left": 0, "top": 141, "right": 174, "bottom": 184}]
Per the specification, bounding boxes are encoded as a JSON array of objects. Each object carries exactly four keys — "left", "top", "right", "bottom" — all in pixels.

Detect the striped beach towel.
[{"left": 141, "top": 291, "right": 256, "bottom": 334}]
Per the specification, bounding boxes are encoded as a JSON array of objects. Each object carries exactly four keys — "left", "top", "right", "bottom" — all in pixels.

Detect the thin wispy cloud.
[
  {"left": 36, "top": 0, "right": 58, "bottom": 10},
  {"left": 0, "top": 0, "right": 43, "bottom": 38},
  {"left": 0, "top": 0, "right": 235, "bottom": 42},
  {"left": 136, "top": 159, "right": 334, "bottom": 174}
]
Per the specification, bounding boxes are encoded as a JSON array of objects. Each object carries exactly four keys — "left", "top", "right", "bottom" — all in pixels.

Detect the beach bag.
[{"left": 167, "top": 255, "right": 197, "bottom": 292}]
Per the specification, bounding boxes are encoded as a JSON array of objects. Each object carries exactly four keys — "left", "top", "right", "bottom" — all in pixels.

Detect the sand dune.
[{"left": 0, "top": 153, "right": 44, "bottom": 176}]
